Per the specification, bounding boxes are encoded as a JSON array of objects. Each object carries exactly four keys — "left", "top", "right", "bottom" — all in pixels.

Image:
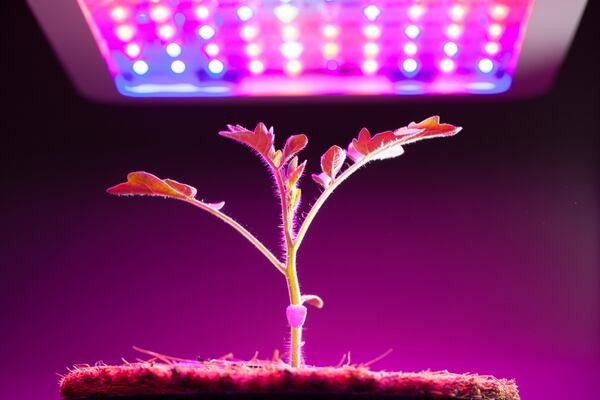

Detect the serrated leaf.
[
  {"left": 282, "top": 134, "right": 308, "bottom": 164},
  {"left": 287, "top": 156, "right": 299, "bottom": 177},
  {"left": 286, "top": 160, "right": 306, "bottom": 189},
  {"left": 404, "top": 115, "right": 462, "bottom": 144},
  {"left": 301, "top": 294, "right": 324, "bottom": 309},
  {"left": 321, "top": 145, "right": 346, "bottom": 181},
  {"left": 347, "top": 128, "right": 412, "bottom": 163},
  {"left": 107, "top": 171, "right": 224, "bottom": 210},
  {"left": 311, "top": 172, "right": 332, "bottom": 189},
  {"left": 219, "top": 123, "right": 276, "bottom": 165},
  {"left": 346, "top": 117, "right": 460, "bottom": 163}
]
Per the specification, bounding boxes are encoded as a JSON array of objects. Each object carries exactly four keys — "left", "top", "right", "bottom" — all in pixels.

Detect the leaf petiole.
[{"left": 184, "top": 197, "right": 287, "bottom": 276}]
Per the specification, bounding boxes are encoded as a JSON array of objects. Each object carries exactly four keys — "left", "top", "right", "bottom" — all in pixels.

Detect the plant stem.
[
  {"left": 185, "top": 198, "right": 286, "bottom": 276},
  {"left": 273, "top": 168, "right": 304, "bottom": 368},
  {"left": 286, "top": 245, "right": 302, "bottom": 367},
  {"left": 294, "top": 159, "right": 365, "bottom": 251},
  {"left": 274, "top": 169, "right": 294, "bottom": 248}
]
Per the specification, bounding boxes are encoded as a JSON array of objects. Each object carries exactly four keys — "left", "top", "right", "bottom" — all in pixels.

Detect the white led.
[
  {"left": 363, "top": 24, "right": 381, "bottom": 40},
  {"left": 363, "top": 5, "right": 381, "bottom": 21},
  {"left": 111, "top": 7, "right": 128, "bottom": 22},
  {"left": 322, "top": 43, "right": 340, "bottom": 58},
  {"left": 485, "top": 42, "right": 500, "bottom": 55},
  {"left": 171, "top": 60, "right": 186, "bottom": 74},
  {"left": 322, "top": 24, "right": 340, "bottom": 39},
  {"left": 132, "top": 60, "right": 149, "bottom": 75},
  {"left": 125, "top": 43, "right": 141, "bottom": 58},
  {"left": 166, "top": 43, "right": 182, "bottom": 57},
  {"left": 443, "top": 42, "right": 459, "bottom": 57},
  {"left": 150, "top": 5, "right": 171, "bottom": 23},
  {"left": 205, "top": 43, "right": 220, "bottom": 57},
  {"left": 446, "top": 24, "right": 463, "bottom": 39},
  {"left": 478, "top": 58, "right": 495, "bottom": 73},
  {"left": 274, "top": 5, "right": 298, "bottom": 23},
  {"left": 488, "top": 23, "right": 504, "bottom": 39},
  {"left": 208, "top": 59, "right": 225, "bottom": 74},
  {"left": 280, "top": 42, "right": 304, "bottom": 59},
  {"left": 440, "top": 58, "right": 455, "bottom": 73},
  {"left": 198, "top": 25, "right": 216, "bottom": 40},
  {"left": 363, "top": 42, "right": 379, "bottom": 57},
  {"left": 449, "top": 5, "right": 466, "bottom": 21},
  {"left": 282, "top": 25, "right": 300, "bottom": 41},
  {"left": 285, "top": 59, "right": 303, "bottom": 76},
  {"left": 402, "top": 58, "right": 418, "bottom": 73},
  {"left": 240, "top": 25, "right": 258, "bottom": 41},
  {"left": 403, "top": 42, "right": 417, "bottom": 55},
  {"left": 408, "top": 5, "right": 425, "bottom": 20},
  {"left": 404, "top": 24, "right": 420, "bottom": 39},
  {"left": 157, "top": 25, "right": 175, "bottom": 40},
  {"left": 490, "top": 5, "right": 510, "bottom": 21},
  {"left": 195, "top": 5, "right": 210, "bottom": 20},
  {"left": 362, "top": 59, "right": 379, "bottom": 74},
  {"left": 115, "top": 25, "right": 135, "bottom": 41},
  {"left": 249, "top": 60, "right": 265, "bottom": 74},
  {"left": 246, "top": 43, "right": 261, "bottom": 57},
  {"left": 236, "top": 6, "right": 254, "bottom": 22}
]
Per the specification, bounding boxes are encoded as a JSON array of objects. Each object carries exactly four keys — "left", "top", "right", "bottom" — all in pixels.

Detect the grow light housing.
[{"left": 27, "top": 0, "right": 587, "bottom": 100}]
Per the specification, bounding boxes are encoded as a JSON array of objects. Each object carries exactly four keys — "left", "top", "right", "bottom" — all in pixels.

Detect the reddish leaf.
[
  {"left": 286, "top": 156, "right": 299, "bottom": 177},
  {"left": 321, "top": 145, "right": 346, "bottom": 181},
  {"left": 347, "top": 128, "right": 415, "bottom": 162},
  {"left": 282, "top": 134, "right": 308, "bottom": 164},
  {"left": 301, "top": 294, "right": 324, "bottom": 309},
  {"left": 346, "top": 117, "right": 461, "bottom": 163},
  {"left": 107, "top": 171, "right": 224, "bottom": 210},
  {"left": 311, "top": 172, "right": 332, "bottom": 189},
  {"left": 219, "top": 123, "right": 276, "bottom": 164},
  {"left": 403, "top": 116, "right": 462, "bottom": 144},
  {"left": 163, "top": 179, "right": 197, "bottom": 198},
  {"left": 287, "top": 160, "right": 307, "bottom": 189}
]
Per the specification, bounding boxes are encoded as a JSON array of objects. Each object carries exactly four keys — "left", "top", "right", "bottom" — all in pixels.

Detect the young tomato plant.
[{"left": 107, "top": 116, "right": 461, "bottom": 368}]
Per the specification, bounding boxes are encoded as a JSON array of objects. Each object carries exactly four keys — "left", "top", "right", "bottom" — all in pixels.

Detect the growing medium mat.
[{"left": 60, "top": 360, "right": 519, "bottom": 400}]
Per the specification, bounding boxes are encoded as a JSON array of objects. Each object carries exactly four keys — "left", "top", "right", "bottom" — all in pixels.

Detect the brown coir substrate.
[{"left": 60, "top": 360, "right": 519, "bottom": 400}]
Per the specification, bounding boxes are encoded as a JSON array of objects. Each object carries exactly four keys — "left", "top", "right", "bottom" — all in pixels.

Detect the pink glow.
[{"left": 76, "top": 0, "right": 533, "bottom": 97}]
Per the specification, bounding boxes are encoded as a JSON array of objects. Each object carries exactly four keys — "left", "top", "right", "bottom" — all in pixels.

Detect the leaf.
[
  {"left": 286, "top": 159, "right": 306, "bottom": 189},
  {"left": 272, "top": 150, "right": 283, "bottom": 168},
  {"left": 311, "top": 172, "right": 332, "bottom": 189},
  {"left": 301, "top": 294, "right": 324, "bottom": 309},
  {"left": 107, "top": 171, "right": 224, "bottom": 210},
  {"left": 282, "top": 134, "right": 308, "bottom": 164},
  {"left": 321, "top": 145, "right": 346, "bottom": 181},
  {"left": 219, "top": 123, "right": 276, "bottom": 165},
  {"left": 347, "top": 128, "right": 415, "bottom": 163},
  {"left": 286, "top": 156, "right": 299, "bottom": 177},
  {"left": 345, "top": 116, "right": 460, "bottom": 163},
  {"left": 163, "top": 179, "right": 197, "bottom": 198},
  {"left": 405, "top": 115, "right": 461, "bottom": 143}
]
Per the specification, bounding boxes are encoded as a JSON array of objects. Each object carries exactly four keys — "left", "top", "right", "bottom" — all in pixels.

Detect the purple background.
[{"left": 2, "top": 2, "right": 598, "bottom": 400}]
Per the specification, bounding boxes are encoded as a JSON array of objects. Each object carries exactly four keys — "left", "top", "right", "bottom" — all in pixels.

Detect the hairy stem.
[
  {"left": 286, "top": 246, "right": 302, "bottom": 367},
  {"left": 274, "top": 169, "right": 294, "bottom": 248},
  {"left": 274, "top": 168, "right": 304, "bottom": 368},
  {"left": 294, "top": 159, "right": 365, "bottom": 252},
  {"left": 185, "top": 198, "right": 286, "bottom": 276}
]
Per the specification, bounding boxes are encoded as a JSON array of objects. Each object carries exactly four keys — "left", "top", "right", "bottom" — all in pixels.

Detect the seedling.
[{"left": 107, "top": 116, "right": 461, "bottom": 368}]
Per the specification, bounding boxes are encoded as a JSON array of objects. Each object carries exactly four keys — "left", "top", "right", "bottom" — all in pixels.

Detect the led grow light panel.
[{"left": 74, "top": 0, "right": 532, "bottom": 97}]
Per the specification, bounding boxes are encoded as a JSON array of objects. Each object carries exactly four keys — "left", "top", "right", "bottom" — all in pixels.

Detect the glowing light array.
[{"left": 78, "top": 0, "right": 533, "bottom": 97}]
